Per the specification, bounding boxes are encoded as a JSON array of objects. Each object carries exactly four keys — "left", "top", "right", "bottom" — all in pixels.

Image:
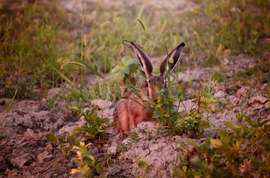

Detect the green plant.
[
  {"left": 71, "top": 104, "right": 114, "bottom": 141},
  {"left": 211, "top": 67, "right": 228, "bottom": 83},
  {"left": 3, "top": 87, "right": 18, "bottom": 113},
  {"left": 109, "top": 55, "right": 141, "bottom": 96},
  {"left": 145, "top": 128, "right": 152, "bottom": 140},
  {"left": 70, "top": 141, "right": 102, "bottom": 178},
  {"left": 136, "top": 157, "right": 149, "bottom": 178},
  {"left": 151, "top": 82, "right": 210, "bottom": 138},
  {"left": 173, "top": 113, "right": 270, "bottom": 177},
  {"left": 46, "top": 134, "right": 80, "bottom": 158},
  {"left": 117, "top": 145, "right": 128, "bottom": 156}
]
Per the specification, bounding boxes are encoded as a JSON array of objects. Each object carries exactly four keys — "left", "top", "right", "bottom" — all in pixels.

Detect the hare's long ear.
[
  {"left": 159, "top": 42, "right": 185, "bottom": 79},
  {"left": 131, "top": 41, "right": 153, "bottom": 79}
]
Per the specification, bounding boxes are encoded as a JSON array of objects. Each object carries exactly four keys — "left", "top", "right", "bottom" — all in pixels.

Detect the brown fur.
[
  {"left": 113, "top": 41, "right": 185, "bottom": 139},
  {"left": 113, "top": 76, "right": 164, "bottom": 139}
]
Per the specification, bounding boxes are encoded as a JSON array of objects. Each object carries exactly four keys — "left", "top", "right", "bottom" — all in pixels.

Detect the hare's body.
[
  {"left": 114, "top": 76, "right": 164, "bottom": 133},
  {"left": 113, "top": 41, "right": 185, "bottom": 139}
]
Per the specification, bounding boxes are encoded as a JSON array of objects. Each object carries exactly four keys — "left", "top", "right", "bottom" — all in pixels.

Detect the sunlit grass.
[{"left": 0, "top": 0, "right": 269, "bottom": 102}]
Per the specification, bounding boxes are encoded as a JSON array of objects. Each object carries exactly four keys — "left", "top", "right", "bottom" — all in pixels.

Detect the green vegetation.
[
  {"left": 174, "top": 113, "right": 270, "bottom": 177},
  {"left": 136, "top": 157, "right": 149, "bottom": 178},
  {"left": 71, "top": 104, "right": 114, "bottom": 141},
  {"left": 1, "top": 0, "right": 269, "bottom": 101},
  {"left": 1, "top": 0, "right": 270, "bottom": 177},
  {"left": 46, "top": 133, "right": 80, "bottom": 158},
  {"left": 70, "top": 142, "right": 102, "bottom": 178}
]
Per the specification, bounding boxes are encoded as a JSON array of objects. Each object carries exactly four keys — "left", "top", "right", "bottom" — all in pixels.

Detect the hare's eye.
[
  {"left": 145, "top": 81, "right": 148, "bottom": 87},
  {"left": 164, "top": 81, "right": 167, "bottom": 88}
]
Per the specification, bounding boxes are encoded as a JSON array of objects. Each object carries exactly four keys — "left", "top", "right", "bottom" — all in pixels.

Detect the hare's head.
[{"left": 130, "top": 41, "right": 185, "bottom": 100}]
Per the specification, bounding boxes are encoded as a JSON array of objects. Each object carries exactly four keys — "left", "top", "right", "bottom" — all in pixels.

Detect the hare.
[{"left": 113, "top": 41, "right": 185, "bottom": 139}]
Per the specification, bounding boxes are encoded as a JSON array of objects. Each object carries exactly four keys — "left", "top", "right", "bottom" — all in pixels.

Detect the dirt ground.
[
  {"left": 1, "top": 53, "right": 269, "bottom": 177},
  {"left": 0, "top": 0, "right": 269, "bottom": 178}
]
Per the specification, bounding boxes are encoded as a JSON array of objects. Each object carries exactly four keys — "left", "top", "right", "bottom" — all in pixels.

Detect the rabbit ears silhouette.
[{"left": 122, "top": 40, "right": 185, "bottom": 79}]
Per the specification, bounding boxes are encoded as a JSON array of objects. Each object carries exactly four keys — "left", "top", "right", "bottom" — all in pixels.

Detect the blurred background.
[{"left": 1, "top": 0, "right": 269, "bottom": 102}]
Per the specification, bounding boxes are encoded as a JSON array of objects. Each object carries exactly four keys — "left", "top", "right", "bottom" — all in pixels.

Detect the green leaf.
[
  {"left": 156, "top": 101, "right": 164, "bottom": 107},
  {"left": 224, "top": 122, "right": 235, "bottom": 131},
  {"left": 218, "top": 130, "right": 227, "bottom": 140},
  {"left": 98, "top": 118, "right": 108, "bottom": 123},
  {"left": 137, "top": 19, "right": 145, "bottom": 31},
  {"left": 69, "top": 106, "right": 79, "bottom": 111},
  {"left": 0, "top": 135, "right": 5, "bottom": 142},
  {"left": 251, "top": 160, "right": 264, "bottom": 168},
  {"left": 260, "top": 119, "right": 270, "bottom": 127},
  {"left": 159, "top": 128, "right": 171, "bottom": 134},
  {"left": 259, "top": 142, "right": 270, "bottom": 149},
  {"left": 67, "top": 62, "right": 86, "bottom": 68},
  {"left": 144, "top": 163, "right": 149, "bottom": 173},
  {"left": 80, "top": 61, "right": 104, "bottom": 79},
  {"left": 173, "top": 169, "right": 185, "bottom": 177},
  {"left": 46, "top": 134, "right": 57, "bottom": 145},
  {"left": 50, "top": 65, "right": 74, "bottom": 85},
  {"left": 136, "top": 157, "right": 140, "bottom": 165},
  {"left": 125, "top": 58, "right": 138, "bottom": 66},
  {"left": 264, "top": 124, "right": 270, "bottom": 132},
  {"left": 111, "top": 65, "right": 120, "bottom": 74},
  {"left": 164, "top": 114, "right": 170, "bottom": 117},
  {"left": 211, "top": 139, "right": 222, "bottom": 147},
  {"left": 182, "top": 165, "right": 187, "bottom": 173},
  {"left": 58, "top": 135, "right": 66, "bottom": 144},
  {"left": 121, "top": 66, "right": 130, "bottom": 74},
  {"left": 83, "top": 133, "right": 95, "bottom": 139},
  {"left": 153, "top": 108, "right": 163, "bottom": 118},
  {"left": 155, "top": 89, "right": 166, "bottom": 99},
  {"left": 109, "top": 74, "right": 115, "bottom": 83},
  {"left": 142, "top": 158, "right": 147, "bottom": 164},
  {"left": 160, "top": 20, "right": 167, "bottom": 33},
  {"left": 114, "top": 70, "right": 125, "bottom": 83},
  {"left": 67, "top": 136, "right": 75, "bottom": 146},
  {"left": 187, "top": 140, "right": 198, "bottom": 147},
  {"left": 122, "top": 56, "right": 132, "bottom": 64},
  {"left": 73, "top": 127, "right": 83, "bottom": 135}
]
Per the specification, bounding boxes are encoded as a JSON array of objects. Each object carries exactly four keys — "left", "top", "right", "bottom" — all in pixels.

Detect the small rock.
[
  {"left": 200, "top": 138, "right": 207, "bottom": 142},
  {"left": 213, "top": 91, "right": 226, "bottom": 98},
  {"left": 10, "top": 153, "right": 32, "bottom": 168},
  {"left": 0, "top": 156, "right": 7, "bottom": 172},
  {"left": 45, "top": 142, "right": 53, "bottom": 152},
  {"left": 237, "top": 87, "right": 250, "bottom": 99},
  {"left": 47, "top": 88, "right": 61, "bottom": 100},
  {"left": 38, "top": 133, "right": 43, "bottom": 139},
  {"left": 23, "top": 171, "right": 34, "bottom": 178},
  {"left": 67, "top": 162, "right": 75, "bottom": 169},
  {"left": 265, "top": 101, "right": 269, "bottom": 109},
  {"left": 0, "top": 98, "right": 5, "bottom": 105},
  {"left": 106, "top": 165, "right": 122, "bottom": 176},
  {"left": 248, "top": 96, "right": 268, "bottom": 105},
  {"left": 91, "top": 100, "right": 114, "bottom": 122},
  {"left": 58, "top": 116, "right": 86, "bottom": 135},
  {"left": 37, "top": 151, "right": 53, "bottom": 164},
  {"left": 228, "top": 95, "right": 238, "bottom": 106},
  {"left": 111, "top": 141, "right": 118, "bottom": 147},
  {"left": 91, "top": 100, "right": 113, "bottom": 110},
  {"left": 107, "top": 146, "right": 117, "bottom": 155},
  {"left": 178, "top": 68, "right": 210, "bottom": 82},
  {"left": 24, "top": 129, "right": 37, "bottom": 141}
]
